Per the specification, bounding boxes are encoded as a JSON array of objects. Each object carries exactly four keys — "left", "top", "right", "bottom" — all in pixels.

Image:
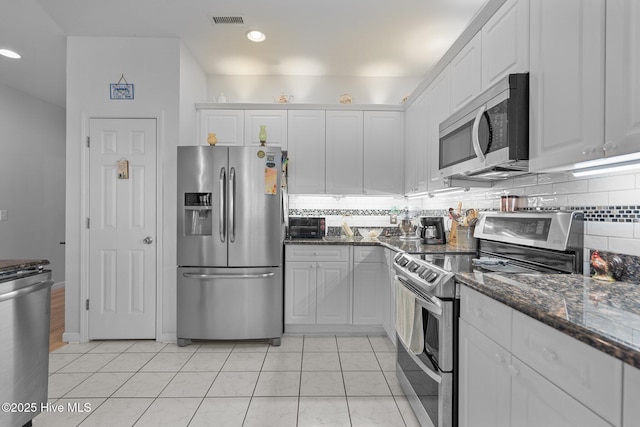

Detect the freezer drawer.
[{"left": 177, "top": 267, "right": 283, "bottom": 343}]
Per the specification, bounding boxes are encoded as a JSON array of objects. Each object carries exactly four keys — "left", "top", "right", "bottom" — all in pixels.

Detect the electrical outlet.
[
  {"left": 390, "top": 214, "right": 397, "bottom": 224},
  {"left": 0, "top": 210, "right": 7, "bottom": 221}
]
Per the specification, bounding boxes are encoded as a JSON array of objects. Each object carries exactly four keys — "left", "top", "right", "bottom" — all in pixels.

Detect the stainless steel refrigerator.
[{"left": 177, "top": 146, "right": 283, "bottom": 346}]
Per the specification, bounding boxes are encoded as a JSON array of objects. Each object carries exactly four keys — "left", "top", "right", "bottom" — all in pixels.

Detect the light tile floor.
[{"left": 35, "top": 335, "right": 420, "bottom": 427}]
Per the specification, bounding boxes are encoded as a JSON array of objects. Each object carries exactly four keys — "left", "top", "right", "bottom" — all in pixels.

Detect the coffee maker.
[{"left": 419, "top": 217, "right": 446, "bottom": 245}]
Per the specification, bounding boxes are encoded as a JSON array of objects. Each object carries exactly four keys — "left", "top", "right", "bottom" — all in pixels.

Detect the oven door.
[{"left": 395, "top": 276, "right": 456, "bottom": 427}]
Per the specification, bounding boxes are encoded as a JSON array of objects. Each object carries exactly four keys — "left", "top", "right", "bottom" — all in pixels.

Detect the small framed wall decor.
[{"left": 110, "top": 74, "right": 134, "bottom": 100}]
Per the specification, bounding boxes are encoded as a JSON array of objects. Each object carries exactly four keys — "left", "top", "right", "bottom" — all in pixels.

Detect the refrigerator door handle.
[
  {"left": 219, "top": 167, "right": 227, "bottom": 243},
  {"left": 229, "top": 166, "right": 236, "bottom": 242},
  {"left": 182, "top": 272, "right": 275, "bottom": 280}
]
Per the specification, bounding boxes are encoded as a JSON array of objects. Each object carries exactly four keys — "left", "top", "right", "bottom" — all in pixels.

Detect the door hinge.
[
  {"left": 86, "top": 136, "right": 90, "bottom": 148},
  {"left": 86, "top": 218, "right": 90, "bottom": 229},
  {"left": 85, "top": 299, "right": 89, "bottom": 310}
]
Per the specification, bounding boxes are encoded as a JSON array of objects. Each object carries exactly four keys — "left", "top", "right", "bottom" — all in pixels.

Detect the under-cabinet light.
[
  {"left": 572, "top": 160, "right": 640, "bottom": 177},
  {"left": 0, "top": 49, "right": 21, "bottom": 59}
]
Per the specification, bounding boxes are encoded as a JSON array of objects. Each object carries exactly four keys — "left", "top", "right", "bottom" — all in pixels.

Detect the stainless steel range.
[
  {"left": 393, "top": 211, "right": 584, "bottom": 427},
  {"left": 394, "top": 251, "right": 471, "bottom": 427}
]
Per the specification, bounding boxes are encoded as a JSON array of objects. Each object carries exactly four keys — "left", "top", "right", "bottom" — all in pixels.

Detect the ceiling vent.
[{"left": 211, "top": 16, "right": 244, "bottom": 24}]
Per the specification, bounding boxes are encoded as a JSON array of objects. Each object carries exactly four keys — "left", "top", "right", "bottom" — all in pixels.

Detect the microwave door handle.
[
  {"left": 219, "top": 167, "right": 226, "bottom": 243},
  {"left": 472, "top": 105, "right": 487, "bottom": 163}
]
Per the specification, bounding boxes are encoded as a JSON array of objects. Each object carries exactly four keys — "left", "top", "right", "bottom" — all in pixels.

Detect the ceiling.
[{"left": 0, "top": 0, "right": 487, "bottom": 107}]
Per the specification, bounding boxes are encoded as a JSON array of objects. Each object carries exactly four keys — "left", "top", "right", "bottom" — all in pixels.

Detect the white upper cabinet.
[
  {"left": 403, "top": 93, "right": 422, "bottom": 194},
  {"left": 481, "top": 0, "right": 530, "bottom": 89},
  {"left": 244, "top": 110, "right": 288, "bottom": 149},
  {"left": 604, "top": 0, "right": 640, "bottom": 159},
  {"left": 326, "top": 110, "right": 364, "bottom": 194},
  {"left": 363, "top": 111, "right": 404, "bottom": 195},
  {"left": 450, "top": 32, "right": 482, "bottom": 113},
  {"left": 427, "top": 68, "right": 452, "bottom": 192},
  {"left": 287, "top": 110, "right": 326, "bottom": 194},
  {"left": 529, "top": 0, "right": 606, "bottom": 171},
  {"left": 197, "top": 110, "right": 244, "bottom": 146}
]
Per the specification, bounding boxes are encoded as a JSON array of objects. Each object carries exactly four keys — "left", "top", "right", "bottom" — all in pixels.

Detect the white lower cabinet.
[
  {"left": 459, "top": 319, "right": 511, "bottom": 427},
  {"left": 459, "top": 285, "right": 620, "bottom": 427},
  {"left": 510, "top": 357, "right": 612, "bottom": 427},
  {"left": 623, "top": 363, "right": 640, "bottom": 426},
  {"left": 284, "top": 244, "right": 396, "bottom": 338},
  {"left": 352, "top": 247, "right": 384, "bottom": 325},
  {"left": 284, "top": 245, "right": 350, "bottom": 326}
]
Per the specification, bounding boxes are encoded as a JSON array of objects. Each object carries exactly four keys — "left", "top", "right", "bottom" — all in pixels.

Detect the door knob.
[{"left": 143, "top": 236, "right": 154, "bottom": 244}]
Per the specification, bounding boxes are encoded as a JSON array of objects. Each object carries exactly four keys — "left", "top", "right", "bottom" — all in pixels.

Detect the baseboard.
[
  {"left": 62, "top": 332, "right": 81, "bottom": 343},
  {"left": 157, "top": 332, "right": 177, "bottom": 343},
  {"left": 285, "top": 324, "right": 386, "bottom": 335}
]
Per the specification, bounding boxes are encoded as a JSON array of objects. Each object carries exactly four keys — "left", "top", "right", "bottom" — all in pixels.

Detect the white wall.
[
  {"left": 65, "top": 36, "right": 206, "bottom": 342},
  {"left": 0, "top": 82, "right": 66, "bottom": 283},
  {"left": 207, "top": 75, "right": 420, "bottom": 105}
]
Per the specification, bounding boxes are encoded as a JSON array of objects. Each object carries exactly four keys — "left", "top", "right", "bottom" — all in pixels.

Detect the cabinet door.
[
  {"left": 529, "top": 0, "right": 605, "bottom": 171},
  {"left": 287, "top": 110, "right": 326, "bottom": 193},
  {"left": 450, "top": 32, "right": 482, "bottom": 113},
  {"left": 459, "top": 320, "right": 511, "bottom": 427},
  {"left": 403, "top": 95, "right": 421, "bottom": 194},
  {"left": 481, "top": 0, "right": 530, "bottom": 89},
  {"left": 363, "top": 111, "right": 404, "bottom": 195},
  {"left": 244, "top": 110, "right": 288, "bottom": 149},
  {"left": 198, "top": 110, "right": 244, "bottom": 146},
  {"left": 605, "top": 0, "right": 640, "bottom": 158},
  {"left": 326, "top": 110, "right": 364, "bottom": 194},
  {"left": 426, "top": 68, "right": 451, "bottom": 191},
  {"left": 352, "top": 262, "right": 382, "bottom": 325},
  {"left": 316, "top": 262, "right": 350, "bottom": 324},
  {"left": 284, "top": 261, "right": 316, "bottom": 324},
  {"left": 510, "top": 357, "right": 612, "bottom": 427},
  {"left": 624, "top": 363, "right": 640, "bottom": 426}
]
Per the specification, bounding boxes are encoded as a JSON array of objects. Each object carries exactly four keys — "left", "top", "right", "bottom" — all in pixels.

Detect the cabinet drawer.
[
  {"left": 512, "top": 310, "right": 622, "bottom": 426},
  {"left": 460, "top": 286, "right": 512, "bottom": 350},
  {"left": 353, "top": 246, "right": 385, "bottom": 264},
  {"left": 286, "top": 245, "right": 349, "bottom": 262}
]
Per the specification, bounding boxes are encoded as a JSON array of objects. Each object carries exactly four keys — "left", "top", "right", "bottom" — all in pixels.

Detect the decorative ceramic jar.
[{"left": 207, "top": 133, "right": 218, "bottom": 145}]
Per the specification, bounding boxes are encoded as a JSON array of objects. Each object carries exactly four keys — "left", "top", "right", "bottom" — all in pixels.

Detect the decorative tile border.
[{"left": 290, "top": 206, "right": 640, "bottom": 223}]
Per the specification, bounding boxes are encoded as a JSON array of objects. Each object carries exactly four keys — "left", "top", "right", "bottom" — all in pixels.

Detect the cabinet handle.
[
  {"left": 542, "top": 347, "right": 558, "bottom": 362},
  {"left": 582, "top": 146, "right": 596, "bottom": 156},
  {"left": 473, "top": 307, "right": 484, "bottom": 318},
  {"left": 508, "top": 365, "right": 520, "bottom": 377},
  {"left": 495, "top": 354, "right": 506, "bottom": 365},
  {"left": 313, "top": 252, "right": 318, "bottom": 256}
]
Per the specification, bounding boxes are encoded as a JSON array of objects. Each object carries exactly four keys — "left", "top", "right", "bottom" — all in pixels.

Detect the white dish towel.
[{"left": 395, "top": 277, "right": 424, "bottom": 354}]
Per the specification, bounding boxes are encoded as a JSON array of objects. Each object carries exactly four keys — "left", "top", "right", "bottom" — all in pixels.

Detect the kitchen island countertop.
[
  {"left": 284, "top": 236, "right": 477, "bottom": 254},
  {"left": 456, "top": 271, "right": 640, "bottom": 369}
]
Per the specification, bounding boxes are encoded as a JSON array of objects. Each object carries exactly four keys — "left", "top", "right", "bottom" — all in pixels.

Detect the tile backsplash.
[{"left": 288, "top": 168, "right": 640, "bottom": 261}]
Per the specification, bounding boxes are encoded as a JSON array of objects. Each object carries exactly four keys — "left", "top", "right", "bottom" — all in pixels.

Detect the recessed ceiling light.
[
  {"left": 0, "top": 49, "right": 21, "bottom": 59},
  {"left": 246, "top": 30, "right": 266, "bottom": 43}
]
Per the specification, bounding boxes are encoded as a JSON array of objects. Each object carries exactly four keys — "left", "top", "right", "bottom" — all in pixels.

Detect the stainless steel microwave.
[{"left": 438, "top": 73, "right": 529, "bottom": 181}]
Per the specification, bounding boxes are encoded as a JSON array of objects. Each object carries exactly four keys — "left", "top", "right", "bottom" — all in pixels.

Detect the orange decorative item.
[{"left": 207, "top": 133, "right": 218, "bottom": 145}]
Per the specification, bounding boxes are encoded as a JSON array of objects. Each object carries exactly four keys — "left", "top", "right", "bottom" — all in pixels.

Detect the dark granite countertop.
[
  {"left": 0, "top": 259, "right": 49, "bottom": 273},
  {"left": 456, "top": 272, "right": 640, "bottom": 369},
  {"left": 285, "top": 236, "right": 477, "bottom": 254}
]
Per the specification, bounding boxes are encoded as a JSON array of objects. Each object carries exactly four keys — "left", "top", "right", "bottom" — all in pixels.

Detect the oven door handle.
[
  {"left": 398, "top": 337, "right": 442, "bottom": 384},
  {"left": 397, "top": 276, "right": 443, "bottom": 317}
]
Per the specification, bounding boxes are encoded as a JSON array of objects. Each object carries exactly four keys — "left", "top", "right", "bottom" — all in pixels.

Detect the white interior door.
[{"left": 88, "top": 118, "right": 157, "bottom": 339}]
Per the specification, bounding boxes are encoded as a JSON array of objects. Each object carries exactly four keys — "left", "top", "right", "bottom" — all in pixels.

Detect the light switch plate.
[{"left": 0, "top": 210, "right": 7, "bottom": 221}]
